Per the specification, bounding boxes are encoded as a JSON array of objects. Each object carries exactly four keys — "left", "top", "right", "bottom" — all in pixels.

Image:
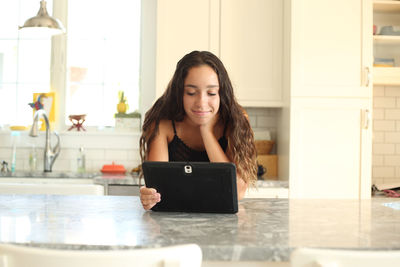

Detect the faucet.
[
  {"left": 29, "top": 109, "right": 60, "bottom": 172},
  {"left": 1, "top": 161, "right": 10, "bottom": 174}
]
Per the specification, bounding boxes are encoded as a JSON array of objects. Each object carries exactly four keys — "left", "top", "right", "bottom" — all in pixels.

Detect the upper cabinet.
[
  {"left": 220, "top": 0, "right": 283, "bottom": 107},
  {"left": 152, "top": 0, "right": 283, "bottom": 107},
  {"left": 373, "top": 0, "right": 400, "bottom": 85},
  {"left": 154, "top": 0, "right": 218, "bottom": 98},
  {"left": 290, "top": 0, "right": 372, "bottom": 98}
]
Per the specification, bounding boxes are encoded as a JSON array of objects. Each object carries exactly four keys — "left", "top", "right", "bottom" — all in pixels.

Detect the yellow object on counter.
[{"left": 9, "top": 126, "right": 27, "bottom": 131}]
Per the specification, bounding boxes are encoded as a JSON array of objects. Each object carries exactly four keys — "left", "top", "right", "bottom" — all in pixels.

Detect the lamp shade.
[{"left": 19, "top": 0, "right": 65, "bottom": 36}]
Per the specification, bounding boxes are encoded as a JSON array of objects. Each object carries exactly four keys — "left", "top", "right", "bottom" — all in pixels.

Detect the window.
[
  {"left": 0, "top": 0, "right": 53, "bottom": 126},
  {"left": 65, "top": 0, "right": 141, "bottom": 126},
  {"left": 0, "top": 0, "right": 141, "bottom": 128}
]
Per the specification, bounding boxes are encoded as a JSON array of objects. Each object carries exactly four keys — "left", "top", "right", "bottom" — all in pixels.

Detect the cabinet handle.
[
  {"left": 365, "top": 67, "right": 371, "bottom": 87},
  {"left": 363, "top": 109, "right": 370, "bottom": 129}
]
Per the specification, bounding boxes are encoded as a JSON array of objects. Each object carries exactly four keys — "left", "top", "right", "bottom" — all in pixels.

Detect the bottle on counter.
[
  {"left": 29, "top": 144, "right": 37, "bottom": 172},
  {"left": 10, "top": 131, "right": 20, "bottom": 173},
  {"left": 77, "top": 146, "right": 86, "bottom": 173}
]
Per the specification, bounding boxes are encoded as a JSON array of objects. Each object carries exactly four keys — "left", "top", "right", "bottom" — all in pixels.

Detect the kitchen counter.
[
  {"left": 0, "top": 195, "right": 399, "bottom": 263},
  {"left": 0, "top": 171, "right": 287, "bottom": 188}
]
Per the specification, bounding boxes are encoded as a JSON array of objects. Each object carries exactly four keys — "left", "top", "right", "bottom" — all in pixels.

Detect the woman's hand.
[
  {"left": 199, "top": 113, "right": 219, "bottom": 135},
  {"left": 140, "top": 186, "right": 161, "bottom": 210}
]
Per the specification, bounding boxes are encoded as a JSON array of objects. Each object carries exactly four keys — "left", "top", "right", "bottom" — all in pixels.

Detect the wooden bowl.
[{"left": 255, "top": 140, "right": 275, "bottom": 155}]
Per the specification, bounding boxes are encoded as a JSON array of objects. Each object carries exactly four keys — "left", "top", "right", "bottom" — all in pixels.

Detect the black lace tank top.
[{"left": 168, "top": 121, "right": 228, "bottom": 162}]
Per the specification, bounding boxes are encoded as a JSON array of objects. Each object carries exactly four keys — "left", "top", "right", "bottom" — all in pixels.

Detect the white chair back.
[
  {"left": 0, "top": 243, "right": 202, "bottom": 267},
  {"left": 291, "top": 247, "right": 400, "bottom": 267}
]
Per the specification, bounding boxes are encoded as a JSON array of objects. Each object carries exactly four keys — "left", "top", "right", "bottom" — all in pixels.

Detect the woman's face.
[{"left": 183, "top": 65, "right": 220, "bottom": 126}]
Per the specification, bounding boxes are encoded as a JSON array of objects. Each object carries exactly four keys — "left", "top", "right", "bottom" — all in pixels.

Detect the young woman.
[{"left": 139, "top": 51, "right": 257, "bottom": 210}]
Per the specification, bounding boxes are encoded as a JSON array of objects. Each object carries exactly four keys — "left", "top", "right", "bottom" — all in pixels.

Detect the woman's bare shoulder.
[{"left": 158, "top": 119, "right": 174, "bottom": 141}]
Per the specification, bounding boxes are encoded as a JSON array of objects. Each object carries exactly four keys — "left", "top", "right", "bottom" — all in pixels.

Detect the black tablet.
[{"left": 142, "top": 161, "right": 238, "bottom": 213}]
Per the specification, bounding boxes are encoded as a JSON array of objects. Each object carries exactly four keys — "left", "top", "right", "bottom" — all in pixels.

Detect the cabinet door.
[
  {"left": 220, "top": 0, "right": 283, "bottom": 107},
  {"left": 291, "top": 0, "right": 372, "bottom": 97},
  {"left": 155, "top": 0, "right": 219, "bottom": 98},
  {"left": 289, "top": 98, "right": 372, "bottom": 199}
]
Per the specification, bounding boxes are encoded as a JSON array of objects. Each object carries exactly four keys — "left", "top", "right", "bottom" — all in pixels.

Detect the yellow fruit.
[{"left": 117, "top": 102, "right": 127, "bottom": 113}]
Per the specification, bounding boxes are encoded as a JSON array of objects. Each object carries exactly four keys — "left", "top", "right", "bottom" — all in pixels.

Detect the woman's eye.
[
  {"left": 186, "top": 92, "right": 195, "bottom": 96},
  {"left": 208, "top": 92, "right": 217, "bottom": 96}
]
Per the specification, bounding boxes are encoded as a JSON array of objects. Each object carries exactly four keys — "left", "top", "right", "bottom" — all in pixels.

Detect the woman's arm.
[
  {"left": 146, "top": 121, "right": 170, "bottom": 161},
  {"left": 200, "top": 119, "right": 248, "bottom": 200},
  {"left": 140, "top": 120, "right": 170, "bottom": 210}
]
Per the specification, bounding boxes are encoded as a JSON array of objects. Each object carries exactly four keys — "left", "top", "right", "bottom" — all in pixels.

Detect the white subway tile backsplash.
[
  {"left": 385, "top": 86, "right": 400, "bottom": 96},
  {"left": 373, "top": 109, "right": 384, "bottom": 120},
  {"left": 385, "top": 132, "right": 400, "bottom": 143},
  {"left": 85, "top": 149, "right": 106, "bottom": 160},
  {"left": 373, "top": 166, "right": 395, "bottom": 178},
  {"left": 373, "top": 143, "right": 395, "bottom": 155},
  {"left": 105, "top": 149, "right": 128, "bottom": 161},
  {"left": 373, "top": 132, "right": 384, "bottom": 143},
  {"left": 373, "top": 177, "right": 384, "bottom": 185},
  {"left": 374, "top": 86, "right": 385, "bottom": 96},
  {"left": 384, "top": 177, "right": 400, "bottom": 184},
  {"left": 374, "top": 97, "right": 396, "bottom": 108},
  {"left": 373, "top": 85, "right": 400, "bottom": 185},
  {"left": 385, "top": 109, "right": 400, "bottom": 120},
  {"left": 372, "top": 155, "right": 384, "bottom": 166},
  {"left": 384, "top": 155, "right": 400, "bottom": 166},
  {"left": 248, "top": 116, "right": 257, "bottom": 128},
  {"left": 0, "top": 148, "right": 11, "bottom": 159},
  {"left": 256, "top": 116, "right": 277, "bottom": 128},
  {"left": 127, "top": 150, "right": 140, "bottom": 161},
  {"left": 0, "top": 131, "right": 141, "bottom": 172},
  {"left": 374, "top": 120, "right": 395, "bottom": 131}
]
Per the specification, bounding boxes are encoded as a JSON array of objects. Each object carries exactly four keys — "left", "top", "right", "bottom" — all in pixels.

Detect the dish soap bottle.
[
  {"left": 77, "top": 146, "right": 86, "bottom": 173},
  {"left": 29, "top": 144, "right": 37, "bottom": 172}
]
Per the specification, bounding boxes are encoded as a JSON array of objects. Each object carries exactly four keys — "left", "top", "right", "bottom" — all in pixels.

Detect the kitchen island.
[{"left": 0, "top": 195, "right": 399, "bottom": 266}]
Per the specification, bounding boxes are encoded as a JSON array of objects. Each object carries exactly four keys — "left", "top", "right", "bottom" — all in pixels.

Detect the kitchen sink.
[{"left": 0, "top": 172, "right": 104, "bottom": 195}]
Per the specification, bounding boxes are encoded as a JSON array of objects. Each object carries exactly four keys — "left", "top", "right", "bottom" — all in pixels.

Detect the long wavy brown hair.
[{"left": 139, "top": 51, "right": 257, "bottom": 185}]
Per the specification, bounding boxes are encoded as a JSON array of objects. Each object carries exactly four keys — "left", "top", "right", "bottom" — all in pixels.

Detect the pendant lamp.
[{"left": 19, "top": 0, "right": 65, "bottom": 36}]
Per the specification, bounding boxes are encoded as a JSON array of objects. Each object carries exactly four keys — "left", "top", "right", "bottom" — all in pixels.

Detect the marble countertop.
[
  {"left": 0, "top": 171, "right": 287, "bottom": 188},
  {"left": 0, "top": 195, "right": 399, "bottom": 261}
]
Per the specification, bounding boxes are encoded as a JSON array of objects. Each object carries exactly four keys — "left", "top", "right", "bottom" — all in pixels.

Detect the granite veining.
[{"left": 0, "top": 195, "right": 399, "bottom": 261}]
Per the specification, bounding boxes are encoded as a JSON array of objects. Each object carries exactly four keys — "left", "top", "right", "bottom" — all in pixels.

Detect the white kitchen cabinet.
[
  {"left": 290, "top": 0, "right": 371, "bottom": 98},
  {"left": 283, "top": 0, "right": 373, "bottom": 199},
  {"left": 154, "top": 0, "right": 219, "bottom": 98},
  {"left": 151, "top": 0, "right": 283, "bottom": 107},
  {"left": 220, "top": 0, "right": 283, "bottom": 107},
  {"left": 288, "top": 98, "right": 372, "bottom": 199}
]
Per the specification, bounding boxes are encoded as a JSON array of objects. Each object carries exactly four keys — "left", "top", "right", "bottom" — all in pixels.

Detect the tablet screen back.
[{"left": 142, "top": 161, "right": 238, "bottom": 213}]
